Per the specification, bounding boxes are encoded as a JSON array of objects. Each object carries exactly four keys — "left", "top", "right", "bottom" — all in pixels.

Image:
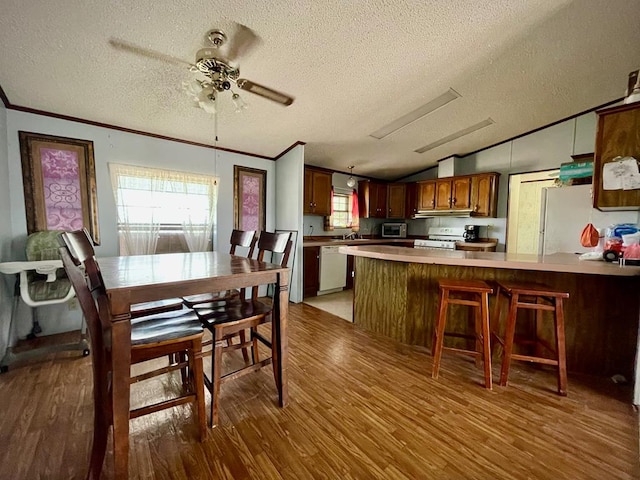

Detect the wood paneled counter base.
[{"left": 340, "top": 245, "right": 640, "bottom": 399}]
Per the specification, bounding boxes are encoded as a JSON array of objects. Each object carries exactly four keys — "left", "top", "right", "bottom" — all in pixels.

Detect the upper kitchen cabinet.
[
  {"left": 593, "top": 103, "right": 640, "bottom": 210},
  {"left": 417, "top": 180, "right": 436, "bottom": 211},
  {"left": 405, "top": 182, "right": 418, "bottom": 218},
  {"left": 470, "top": 173, "right": 499, "bottom": 217},
  {"left": 435, "top": 177, "right": 471, "bottom": 210},
  {"left": 387, "top": 183, "right": 406, "bottom": 218},
  {"left": 304, "top": 166, "right": 332, "bottom": 216},
  {"left": 358, "top": 180, "right": 388, "bottom": 218}
]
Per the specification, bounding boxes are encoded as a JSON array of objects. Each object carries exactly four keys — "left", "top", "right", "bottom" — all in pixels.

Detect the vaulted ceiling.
[{"left": 1, "top": 0, "right": 638, "bottom": 180}]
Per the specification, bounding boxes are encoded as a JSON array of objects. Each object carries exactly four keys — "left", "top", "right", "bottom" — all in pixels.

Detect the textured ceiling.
[{"left": 1, "top": 0, "right": 638, "bottom": 180}]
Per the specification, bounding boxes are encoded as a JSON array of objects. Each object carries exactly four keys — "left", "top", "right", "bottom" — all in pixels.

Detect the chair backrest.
[
  {"left": 59, "top": 228, "right": 103, "bottom": 291},
  {"left": 249, "top": 232, "right": 292, "bottom": 299},
  {"left": 229, "top": 229, "right": 257, "bottom": 257},
  {"left": 255, "top": 231, "right": 293, "bottom": 267},
  {"left": 58, "top": 231, "right": 110, "bottom": 418}
]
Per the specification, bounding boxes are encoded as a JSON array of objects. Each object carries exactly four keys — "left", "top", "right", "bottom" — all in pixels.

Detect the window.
[
  {"left": 109, "top": 164, "right": 218, "bottom": 255},
  {"left": 332, "top": 193, "right": 351, "bottom": 228},
  {"left": 328, "top": 189, "right": 359, "bottom": 230}
]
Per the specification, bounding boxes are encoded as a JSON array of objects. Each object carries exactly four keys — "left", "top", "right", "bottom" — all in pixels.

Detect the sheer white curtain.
[{"left": 109, "top": 163, "right": 218, "bottom": 255}]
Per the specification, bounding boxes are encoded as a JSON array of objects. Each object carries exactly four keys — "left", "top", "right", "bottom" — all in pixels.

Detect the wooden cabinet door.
[
  {"left": 303, "top": 168, "right": 314, "bottom": 214},
  {"left": 312, "top": 170, "right": 332, "bottom": 216},
  {"left": 435, "top": 179, "right": 452, "bottom": 209},
  {"left": 471, "top": 173, "right": 499, "bottom": 217},
  {"left": 405, "top": 182, "right": 418, "bottom": 217},
  {"left": 303, "top": 246, "right": 320, "bottom": 298},
  {"left": 593, "top": 103, "right": 640, "bottom": 209},
  {"left": 451, "top": 176, "right": 471, "bottom": 209},
  {"left": 417, "top": 180, "right": 436, "bottom": 210},
  {"left": 303, "top": 168, "right": 332, "bottom": 216},
  {"left": 387, "top": 183, "right": 406, "bottom": 218},
  {"left": 373, "top": 182, "right": 388, "bottom": 217},
  {"left": 345, "top": 254, "right": 354, "bottom": 290}
]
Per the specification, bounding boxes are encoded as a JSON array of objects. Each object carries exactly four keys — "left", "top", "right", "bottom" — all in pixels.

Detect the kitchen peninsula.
[{"left": 340, "top": 245, "right": 640, "bottom": 400}]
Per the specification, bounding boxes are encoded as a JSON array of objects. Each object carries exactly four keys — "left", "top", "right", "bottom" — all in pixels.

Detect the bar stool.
[
  {"left": 491, "top": 281, "right": 568, "bottom": 396},
  {"left": 431, "top": 278, "right": 493, "bottom": 390}
]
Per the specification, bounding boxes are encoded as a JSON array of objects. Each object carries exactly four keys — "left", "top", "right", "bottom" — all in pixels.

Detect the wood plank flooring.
[{"left": 0, "top": 302, "right": 638, "bottom": 479}]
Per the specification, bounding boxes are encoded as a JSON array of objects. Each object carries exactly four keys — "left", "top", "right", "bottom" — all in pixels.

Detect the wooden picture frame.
[
  {"left": 234, "top": 165, "right": 266, "bottom": 232},
  {"left": 19, "top": 131, "right": 100, "bottom": 245}
]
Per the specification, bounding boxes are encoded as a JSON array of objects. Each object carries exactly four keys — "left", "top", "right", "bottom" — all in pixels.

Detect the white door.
[{"left": 506, "top": 171, "right": 557, "bottom": 254}]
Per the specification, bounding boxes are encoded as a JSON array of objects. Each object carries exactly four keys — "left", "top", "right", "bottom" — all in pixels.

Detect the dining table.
[{"left": 97, "top": 251, "right": 290, "bottom": 478}]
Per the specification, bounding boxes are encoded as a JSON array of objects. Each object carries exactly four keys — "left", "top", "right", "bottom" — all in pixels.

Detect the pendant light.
[{"left": 346, "top": 166, "right": 356, "bottom": 188}]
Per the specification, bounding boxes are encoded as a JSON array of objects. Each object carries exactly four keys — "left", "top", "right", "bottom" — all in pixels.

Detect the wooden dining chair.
[
  {"left": 181, "top": 229, "right": 258, "bottom": 307},
  {"left": 58, "top": 230, "right": 206, "bottom": 480},
  {"left": 182, "top": 229, "right": 258, "bottom": 362},
  {"left": 192, "top": 231, "right": 292, "bottom": 426}
]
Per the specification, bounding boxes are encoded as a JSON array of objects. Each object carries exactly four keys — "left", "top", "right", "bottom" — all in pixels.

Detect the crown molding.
[
  {"left": 0, "top": 82, "right": 295, "bottom": 161},
  {"left": 274, "top": 141, "right": 306, "bottom": 160}
]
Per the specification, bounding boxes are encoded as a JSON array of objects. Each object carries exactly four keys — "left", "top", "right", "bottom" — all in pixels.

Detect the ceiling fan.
[{"left": 109, "top": 22, "right": 295, "bottom": 113}]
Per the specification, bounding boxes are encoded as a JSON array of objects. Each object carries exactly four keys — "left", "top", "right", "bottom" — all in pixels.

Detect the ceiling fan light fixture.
[
  {"left": 182, "top": 79, "right": 203, "bottom": 99},
  {"left": 346, "top": 166, "right": 356, "bottom": 188},
  {"left": 232, "top": 92, "right": 248, "bottom": 113},
  {"left": 197, "top": 89, "right": 217, "bottom": 114}
]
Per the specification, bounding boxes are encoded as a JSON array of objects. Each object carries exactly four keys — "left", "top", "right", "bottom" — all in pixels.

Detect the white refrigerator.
[{"left": 539, "top": 184, "right": 639, "bottom": 255}]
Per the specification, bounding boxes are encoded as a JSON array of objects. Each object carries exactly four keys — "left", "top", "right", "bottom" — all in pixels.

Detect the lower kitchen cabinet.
[
  {"left": 346, "top": 254, "right": 354, "bottom": 290},
  {"left": 303, "top": 246, "right": 320, "bottom": 298}
]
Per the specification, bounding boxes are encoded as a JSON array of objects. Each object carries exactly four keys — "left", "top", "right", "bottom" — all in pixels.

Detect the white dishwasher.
[{"left": 318, "top": 246, "right": 347, "bottom": 295}]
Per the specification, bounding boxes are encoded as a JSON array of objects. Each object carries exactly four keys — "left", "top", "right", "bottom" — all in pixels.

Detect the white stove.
[{"left": 414, "top": 227, "right": 466, "bottom": 250}]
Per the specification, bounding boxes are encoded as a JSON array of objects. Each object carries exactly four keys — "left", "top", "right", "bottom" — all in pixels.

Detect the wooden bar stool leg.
[
  {"left": 534, "top": 298, "right": 544, "bottom": 359},
  {"left": 480, "top": 291, "right": 492, "bottom": 390},
  {"left": 431, "top": 287, "right": 449, "bottom": 379},
  {"left": 499, "top": 293, "right": 519, "bottom": 387},
  {"left": 490, "top": 285, "right": 502, "bottom": 360},
  {"left": 474, "top": 301, "right": 482, "bottom": 368},
  {"left": 554, "top": 298, "right": 568, "bottom": 396}
]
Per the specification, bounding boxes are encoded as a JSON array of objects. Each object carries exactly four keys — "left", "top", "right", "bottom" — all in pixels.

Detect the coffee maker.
[{"left": 463, "top": 225, "right": 481, "bottom": 242}]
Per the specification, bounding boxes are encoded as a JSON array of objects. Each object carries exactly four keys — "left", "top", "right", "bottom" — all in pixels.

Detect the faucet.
[{"left": 343, "top": 231, "right": 358, "bottom": 240}]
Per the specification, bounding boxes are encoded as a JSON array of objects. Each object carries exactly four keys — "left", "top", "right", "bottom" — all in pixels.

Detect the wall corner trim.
[{"left": 0, "top": 84, "right": 10, "bottom": 108}]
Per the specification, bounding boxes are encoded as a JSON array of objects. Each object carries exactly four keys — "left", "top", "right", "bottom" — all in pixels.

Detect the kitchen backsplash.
[{"left": 303, "top": 216, "right": 386, "bottom": 237}]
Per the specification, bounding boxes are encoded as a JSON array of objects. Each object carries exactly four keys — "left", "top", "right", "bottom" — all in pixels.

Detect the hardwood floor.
[{"left": 0, "top": 302, "right": 638, "bottom": 479}]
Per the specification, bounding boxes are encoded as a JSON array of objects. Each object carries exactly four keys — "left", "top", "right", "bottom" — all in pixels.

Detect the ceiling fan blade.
[
  {"left": 108, "top": 38, "right": 193, "bottom": 68},
  {"left": 237, "top": 79, "right": 294, "bottom": 106},
  {"left": 224, "top": 23, "right": 262, "bottom": 63}
]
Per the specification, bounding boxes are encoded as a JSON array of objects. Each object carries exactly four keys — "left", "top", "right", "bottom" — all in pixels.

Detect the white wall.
[
  {"left": 275, "top": 144, "right": 304, "bottom": 303},
  {"left": 3, "top": 109, "right": 277, "bottom": 343},
  {"left": 0, "top": 102, "right": 13, "bottom": 358}
]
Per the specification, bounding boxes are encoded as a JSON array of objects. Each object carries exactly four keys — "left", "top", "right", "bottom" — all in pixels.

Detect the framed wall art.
[
  {"left": 19, "top": 131, "right": 100, "bottom": 245},
  {"left": 234, "top": 165, "right": 266, "bottom": 232}
]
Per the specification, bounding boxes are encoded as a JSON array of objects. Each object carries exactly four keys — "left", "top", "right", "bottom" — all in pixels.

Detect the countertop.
[
  {"left": 338, "top": 244, "right": 640, "bottom": 276},
  {"left": 303, "top": 238, "right": 415, "bottom": 247}
]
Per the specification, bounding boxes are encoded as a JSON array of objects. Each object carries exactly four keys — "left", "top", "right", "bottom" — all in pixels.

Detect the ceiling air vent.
[
  {"left": 414, "top": 118, "right": 495, "bottom": 154},
  {"left": 369, "top": 88, "right": 461, "bottom": 140}
]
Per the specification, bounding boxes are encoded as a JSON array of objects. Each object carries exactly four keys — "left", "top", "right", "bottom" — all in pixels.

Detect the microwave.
[{"left": 382, "top": 223, "right": 407, "bottom": 238}]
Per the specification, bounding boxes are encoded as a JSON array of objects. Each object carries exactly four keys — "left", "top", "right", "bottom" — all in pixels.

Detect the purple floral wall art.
[
  {"left": 234, "top": 166, "right": 266, "bottom": 233},
  {"left": 40, "top": 148, "right": 84, "bottom": 231},
  {"left": 19, "top": 132, "right": 100, "bottom": 244}
]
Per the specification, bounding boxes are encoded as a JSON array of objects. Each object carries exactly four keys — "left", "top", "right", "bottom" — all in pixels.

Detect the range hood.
[{"left": 413, "top": 209, "right": 475, "bottom": 218}]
